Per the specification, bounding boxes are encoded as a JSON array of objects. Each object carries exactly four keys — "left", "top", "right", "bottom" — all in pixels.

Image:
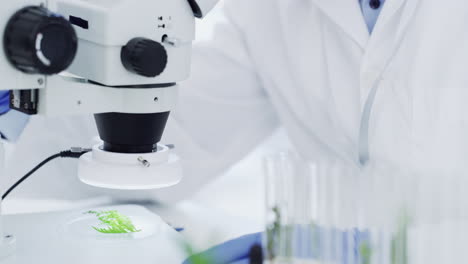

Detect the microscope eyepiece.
[{"left": 3, "top": 6, "right": 77, "bottom": 75}]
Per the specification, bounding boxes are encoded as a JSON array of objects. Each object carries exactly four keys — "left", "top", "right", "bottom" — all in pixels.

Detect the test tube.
[
  {"left": 263, "top": 153, "right": 362, "bottom": 264},
  {"left": 264, "top": 152, "right": 317, "bottom": 264},
  {"left": 356, "top": 163, "right": 413, "bottom": 264},
  {"left": 406, "top": 171, "right": 468, "bottom": 264},
  {"left": 315, "top": 160, "right": 362, "bottom": 264},
  {"left": 357, "top": 163, "right": 468, "bottom": 264},
  {"left": 264, "top": 153, "right": 468, "bottom": 264}
]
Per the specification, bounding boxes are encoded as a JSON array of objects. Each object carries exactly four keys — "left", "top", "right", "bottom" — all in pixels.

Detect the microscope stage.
[{"left": 1, "top": 205, "right": 187, "bottom": 264}]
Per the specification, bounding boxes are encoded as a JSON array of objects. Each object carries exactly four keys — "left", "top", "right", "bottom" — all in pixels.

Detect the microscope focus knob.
[
  {"left": 121, "top": 38, "right": 168, "bottom": 78},
  {"left": 3, "top": 6, "right": 78, "bottom": 75}
]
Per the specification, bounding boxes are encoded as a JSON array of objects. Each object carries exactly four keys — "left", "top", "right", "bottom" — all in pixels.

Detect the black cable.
[{"left": 2, "top": 148, "right": 91, "bottom": 200}]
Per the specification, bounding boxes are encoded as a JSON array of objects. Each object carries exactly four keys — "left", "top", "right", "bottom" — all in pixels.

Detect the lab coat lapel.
[
  {"left": 374, "top": 0, "right": 408, "bottom": 30},
  {"left": 357, "top": 0, "right": 422, "bottom": 165},
  {"left": 360, "top": 0, "right": 422, "bottom": 105},
  {"left": 311, "top": 0, "right": 370, "bottom": 49}
]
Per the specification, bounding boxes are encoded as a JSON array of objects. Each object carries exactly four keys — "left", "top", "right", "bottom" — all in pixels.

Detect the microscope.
[{"left": 0, "top": 0, "right": 219, "bottom": 259}]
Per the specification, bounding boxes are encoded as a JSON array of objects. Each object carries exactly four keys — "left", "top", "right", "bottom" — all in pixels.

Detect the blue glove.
[
  {"left": 183, "top": 228, "right": 371, "bottom": 264},
  {"left": 0, "top": 91, "right": 10, "bottom": 115},
  {"left": 183, "top": 233, "right": 262, "bottom": 264}
]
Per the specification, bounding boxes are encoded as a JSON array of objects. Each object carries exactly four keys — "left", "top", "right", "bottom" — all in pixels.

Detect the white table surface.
[{"left": 1, "top": 131, "right": 290, "bottom": 261}]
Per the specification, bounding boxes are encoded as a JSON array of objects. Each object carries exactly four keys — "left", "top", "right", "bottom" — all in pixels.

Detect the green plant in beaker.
[{"left": 266, "top": 206, "right": 282, "bottom": 260}]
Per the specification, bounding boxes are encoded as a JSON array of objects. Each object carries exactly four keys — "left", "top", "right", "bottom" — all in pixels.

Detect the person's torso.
[{"left": 232, "top": 0, "right": 468, "bottom": 172}]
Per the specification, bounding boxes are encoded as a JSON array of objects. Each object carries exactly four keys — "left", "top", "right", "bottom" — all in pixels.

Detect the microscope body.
[
  {"left": 0, "top": 0, "right": 220, "bottom": 188},
  {"left": 0, "top": 0, "right": 220, "bottom": 256},
  {"left": 58, "top": 0, "right": 194, "bottom": 86},
  {"left": 5, "top": 0, "right": 196, "bottom": 115}
]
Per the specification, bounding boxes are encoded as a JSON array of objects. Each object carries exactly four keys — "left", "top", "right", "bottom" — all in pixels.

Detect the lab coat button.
[{"left": 369, "top": 0, "right": 381, "bottom": 9}]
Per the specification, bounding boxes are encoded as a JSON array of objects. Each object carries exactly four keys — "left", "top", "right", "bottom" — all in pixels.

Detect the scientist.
[{"left": 2, "top": 0, "right": 468, "bottom": 262}]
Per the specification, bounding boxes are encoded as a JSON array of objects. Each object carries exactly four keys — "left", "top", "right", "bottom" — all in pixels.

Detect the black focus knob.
[
  {"left": 3, "top": 6, "right": 78, "bottom": 75},
  {"left": 121, "top": 38, "right": 168, "bottom": 78}
]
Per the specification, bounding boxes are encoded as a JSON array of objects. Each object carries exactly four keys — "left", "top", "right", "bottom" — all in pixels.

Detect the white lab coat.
[{"left": 3, "top": 0, "right": 466, "bottom": 202}]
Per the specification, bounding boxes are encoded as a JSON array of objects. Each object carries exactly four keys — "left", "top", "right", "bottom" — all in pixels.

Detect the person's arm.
[
  {"left": 184, "top": 233, "right": 262, "bottom": 264},
  {"left": 149, "top": 3, "right": 279, "bottom": 203}
]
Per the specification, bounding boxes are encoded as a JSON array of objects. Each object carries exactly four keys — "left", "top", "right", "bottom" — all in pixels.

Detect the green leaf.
[{"left": 87, "top": 210, "right": 141, "bottom": 234}]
